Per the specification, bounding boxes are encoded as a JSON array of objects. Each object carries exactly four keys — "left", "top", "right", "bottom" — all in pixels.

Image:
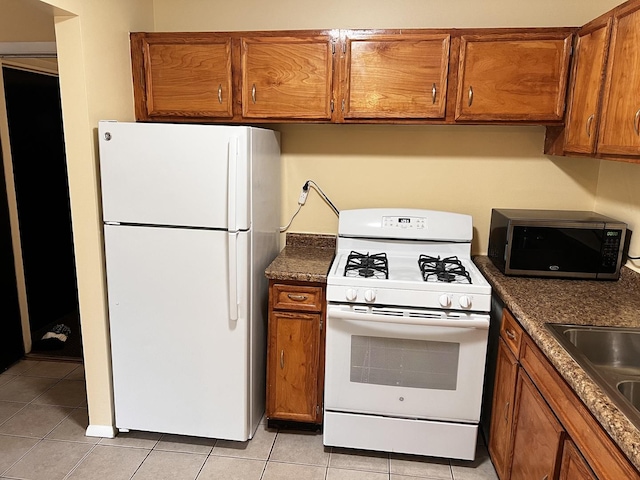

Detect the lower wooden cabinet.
[
  {"left": 510, "top": 369, "right": 564, "bottom": 480},
  {"left": 266, "top": 281, "right": 325, "bottom": 424},
  {"left": 488, "top": 308, "right": 640, "bottom": 480},
  {"left": 560, "top": 439, "right": 597, "bottom": 480},
  {"left": 488, "top": 338, "right": 519, "bottom": 480}
]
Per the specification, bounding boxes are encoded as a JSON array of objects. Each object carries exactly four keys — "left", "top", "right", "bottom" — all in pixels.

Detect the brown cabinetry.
[
  {"left": 488, "top": 338, "right": 519, "bottom": 480},
  {"left": 131, "top": 33, "right": 234, "bottom": 121},
  {"left": 339, "top": 31, "right": 450, "bottom": 120},
  {"left": 131, "top": 28, "right": 576, "bottom": 125},
  {"left": 563, "top": 18, "right": 612, "bottom": 154},
  {"left": 488, "top": 307, "right": 640, "bottom": 480},
  {"left": 560, "top": 439, "right": 597, "bottom": 480},
  {"left": 241, "top": 34, "right": 336, "bottom": 120},
  {"left": 266, "top": 281, "right": 325, "bottom": 424},
  {"left": 598, "top": 1, "right": 640, "bottom": 157},
  {"left": 455, "top": 32, "right": 573, "bottom": 122},
  {"left": 510, "top": 370, "right": 564, "bottom": 480}
]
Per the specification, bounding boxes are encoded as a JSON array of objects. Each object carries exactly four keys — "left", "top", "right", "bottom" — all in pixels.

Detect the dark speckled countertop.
[
  {"left": 474, "top": 255, "right": 640, "bottom": 471},
  {"left": 265, "top": 233, "right": 336, "bottom": 283}
]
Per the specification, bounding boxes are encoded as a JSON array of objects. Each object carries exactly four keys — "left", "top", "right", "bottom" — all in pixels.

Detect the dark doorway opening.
[{"left": 3, "top": 66, "right": 82, "bottom": 360}]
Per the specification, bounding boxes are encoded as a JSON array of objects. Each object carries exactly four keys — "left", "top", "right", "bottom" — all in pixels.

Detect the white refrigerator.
[{"left": 98, "top": 121, "right": 280, "bottom": 441}]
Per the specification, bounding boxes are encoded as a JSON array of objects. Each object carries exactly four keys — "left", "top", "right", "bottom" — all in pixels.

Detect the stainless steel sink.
[{"left": 545, "top": 324, "right": 640, "bottom": 429}]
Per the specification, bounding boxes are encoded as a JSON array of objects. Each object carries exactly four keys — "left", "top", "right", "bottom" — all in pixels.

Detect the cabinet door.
[
  {"left": 131, "top": 33, "right": 233, "bottom": 120},
  {"left": 598, "top": 2, "right": 640, "bottom": 156},
  {"left": 564, "top": 19, "right": 612, "bottom": 154},
  {"left": 510, "top": 369, "right": 564, "bottom": 480},
  {"left": 455, "top": 33, "right": 572, "bottom": 122},
  {"left": 488, "top": 339, "right": 519, "bottom": 480},
  {"left": 341, "top": 32, "right": 450, "bottom": 119},
  {"left": 241, "top": 34, "right": 335, "bottom": 120},
  {"left": 559, "top": 439, "right": 597, "bottom": 480},
  {"left": 267, "top": 311, "right": 321, "bottom": 422}
]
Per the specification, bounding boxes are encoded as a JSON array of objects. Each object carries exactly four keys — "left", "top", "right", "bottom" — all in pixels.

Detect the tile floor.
[{"left": 0, "top": 359, "right": 498, "bottom": 480}]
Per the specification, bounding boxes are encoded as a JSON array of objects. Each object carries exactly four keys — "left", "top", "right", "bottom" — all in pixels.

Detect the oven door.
[{"left": 324, "top": 304, "right": 490, "bottom": 423}]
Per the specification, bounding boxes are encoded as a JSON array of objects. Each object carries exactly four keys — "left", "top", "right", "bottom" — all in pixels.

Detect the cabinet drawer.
[
  {"left": 272, "top": 284, "right": 323, "bottom": 312},
  {"left": 500, "top": 309, "right": 523, "bottom": 358}
]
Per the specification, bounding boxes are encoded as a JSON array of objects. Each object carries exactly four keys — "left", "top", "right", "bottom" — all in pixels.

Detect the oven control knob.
[
  {"left": 459, "top": 295, "right": 472, "bottom": 309},
  {"left": 439, "top": 294, "right": 452, "bottom": 308},
  {"left": 364, "top": 289, "right": 377, "bottom": 303},
  {"left": 345, "top": 288, "right": 358, "bottom": 301}
]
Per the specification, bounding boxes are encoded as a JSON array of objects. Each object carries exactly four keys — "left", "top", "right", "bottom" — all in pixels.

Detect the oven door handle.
[{"left": 329, "top": 308, "right": 489, "bottom": 329}]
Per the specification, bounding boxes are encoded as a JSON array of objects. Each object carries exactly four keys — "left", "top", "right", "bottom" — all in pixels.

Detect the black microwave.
[{"left": 488, "top": 209, "right": 627, "bottom": 280}]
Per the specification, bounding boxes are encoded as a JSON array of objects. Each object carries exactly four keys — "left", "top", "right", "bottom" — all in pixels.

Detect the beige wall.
[
  {"left": 38, "top": 0, "right": 154, "bottom": 430},
  {"left": 0, "top": 0, "right": 55, "bottom": 42},
  {"left": 596, "top": 162, "right": 640, "bottom": 272}
]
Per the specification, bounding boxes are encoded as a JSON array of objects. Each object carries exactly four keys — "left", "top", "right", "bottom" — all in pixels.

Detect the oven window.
[{"left": 350, "top": 335, "right": 460, "bottom": 390}]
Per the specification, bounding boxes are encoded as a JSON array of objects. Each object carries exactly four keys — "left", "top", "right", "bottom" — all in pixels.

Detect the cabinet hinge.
[
  {"left": 342, "top": 43, "right": 347, "bottom": 54},
  {"left": 332, "top": 43, "right": 336, "bottom": 55}
]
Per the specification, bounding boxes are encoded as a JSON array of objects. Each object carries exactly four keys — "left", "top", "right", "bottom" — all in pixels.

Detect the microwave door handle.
[{"left": 329, "top": 308, "right": 489, "bottom": 329}]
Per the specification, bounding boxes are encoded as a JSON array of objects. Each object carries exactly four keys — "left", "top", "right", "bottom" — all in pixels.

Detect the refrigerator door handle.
[
  {"left": 227, "top": 137, "right": 238, "bottom": 232},
  {"left": 228, "top": 231, "right": 239, "bottom": 321}
]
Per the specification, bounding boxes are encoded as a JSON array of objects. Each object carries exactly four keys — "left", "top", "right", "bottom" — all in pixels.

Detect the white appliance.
[
  {"left": 98, "top": 121, "right": 280, "bottom": 441},
  {"left": 323, "top": 208, "right": 492, "bottom": 460}
]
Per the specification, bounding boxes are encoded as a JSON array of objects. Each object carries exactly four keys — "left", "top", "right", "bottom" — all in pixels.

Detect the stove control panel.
[{"left": 382, "top": 216, "right": 426, "bottom": 229}]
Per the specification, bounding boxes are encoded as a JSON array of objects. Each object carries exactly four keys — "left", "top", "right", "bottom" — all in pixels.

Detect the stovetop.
[{"left": 326, "top": 208, "right": 491, "bottom": 312}]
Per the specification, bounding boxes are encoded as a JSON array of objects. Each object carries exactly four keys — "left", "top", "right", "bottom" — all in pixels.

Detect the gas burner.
[
  {"left": 344, "top": 251, "right": 389, "bottom": 279},
  {"left": 418, "top": 255, "right": 472, "bottom": 284}
]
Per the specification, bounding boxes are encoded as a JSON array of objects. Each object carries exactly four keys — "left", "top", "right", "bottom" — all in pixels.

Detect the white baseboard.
[{"left": 86, "top": 424, "right": 118, "bottom": 438}]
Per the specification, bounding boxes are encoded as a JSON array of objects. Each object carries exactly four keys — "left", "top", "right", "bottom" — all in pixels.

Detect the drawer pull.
[
  {"left": 218, "top": 84, "right": 223, "bottom": 104},
  {"left": 280, "top": 350, "right": 284, "bottom": 369},
  {"left": 505, "top": 329, "right": 516, "bottom": 341},
  {"left": 287, "top": 294, "right": 308, "bottom": 302},
  {"left": 251, "top": 84, "right": 257, "bottom": 104},
  {"left": 432, "top": 83, "right": 437, "bottom": 104},
  {"left": 634, "top": 108, "right": 640, "bottom": 136},
  {"left": 468, "top": 85, "right": 474, "bottom": 107}
]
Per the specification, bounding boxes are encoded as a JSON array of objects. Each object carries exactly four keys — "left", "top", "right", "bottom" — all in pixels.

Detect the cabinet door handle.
[
  {"left": 251, "top": 84, "right": 257, "bottom": 104},
  {"left": 503, "top": 401, "right": 510, "bottom": 422},
  {"left": 505, "top": 329, "right": 516, "bottom": 341},
  {"left": 542, "top": 476, "right": 548, "bottom": 480},
  {"left": 280, "top": 350, "right": 284, "bottom": 369},
  {"left": 432, "top": 83, "right": 437, "bottom": 104},
  {"left": 218, "top": 84, "right": 223, "bottom": 104},
  {"left": 634, "top": 108, "right": 640, "bottom": 136},
  {"left": 468, "top": 86, "right": 474, "bottom": 107},
  {"left": 586, "top": 114, "right": 594, "bottom": 138},
  {"left": 287, "top": 294, "right": 308, "bottom": 302}
]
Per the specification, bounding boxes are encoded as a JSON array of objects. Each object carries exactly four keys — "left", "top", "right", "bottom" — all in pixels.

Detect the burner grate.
[
  {"left": 344, "top": 251, "right": 389, "bottom": 279},
  {"left": 418, "top": 255, "right": 472, "bottom": 284}
]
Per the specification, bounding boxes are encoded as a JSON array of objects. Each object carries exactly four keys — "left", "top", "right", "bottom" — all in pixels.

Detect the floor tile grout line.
[
  {"left": 61, "top": 442, "right": 100, "bottom": 480},
  {"left": 0, "top": 437, "right": 45, "bottom": 478}
]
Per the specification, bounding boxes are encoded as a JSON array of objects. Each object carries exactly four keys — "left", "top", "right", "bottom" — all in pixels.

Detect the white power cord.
[{"left": 280, "top": 180, "right": 339, "bottom": 232}]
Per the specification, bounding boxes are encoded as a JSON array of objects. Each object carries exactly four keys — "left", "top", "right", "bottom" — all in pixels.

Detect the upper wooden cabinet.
[
  {"left": 131, "top": 28, "right": 577, "bottom": 125},
  {"left": 241, "top": 34, "right": 336, "bottom": 120},
  {"left": 563, "top": 18, "right": 612, "bottom": 155},
  {"left": 598, "top": 1, "right": 640, "bottom": 156},
  {"left": 131, "top": 33, "right": 234, "bottom": 120},
  {"left": 340, "top": 31, "right": 450, "bottom": 120},
  {"left": 455, "top": 32, "right": 573, "bottom": 122}
]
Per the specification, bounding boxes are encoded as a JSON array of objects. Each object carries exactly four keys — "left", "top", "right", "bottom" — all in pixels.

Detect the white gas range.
[{"left": 323, "top": 208, "right": 492, "bottom": 461}]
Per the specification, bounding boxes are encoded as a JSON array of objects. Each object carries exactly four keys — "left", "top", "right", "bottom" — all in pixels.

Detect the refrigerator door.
[
  {"left": 98, "top": 121, "right": 250, "bottom": 230},
  {"left": 104, "top": 224, "right": 252, "bottom": 440}
]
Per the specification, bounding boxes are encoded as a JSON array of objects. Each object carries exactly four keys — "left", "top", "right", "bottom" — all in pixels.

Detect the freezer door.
[
  {"left": 98, "top": 121, "right": 250, "bottom": 230},
  {"left": 104, "top": 224, "right": 253, "bottom": 440}
]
